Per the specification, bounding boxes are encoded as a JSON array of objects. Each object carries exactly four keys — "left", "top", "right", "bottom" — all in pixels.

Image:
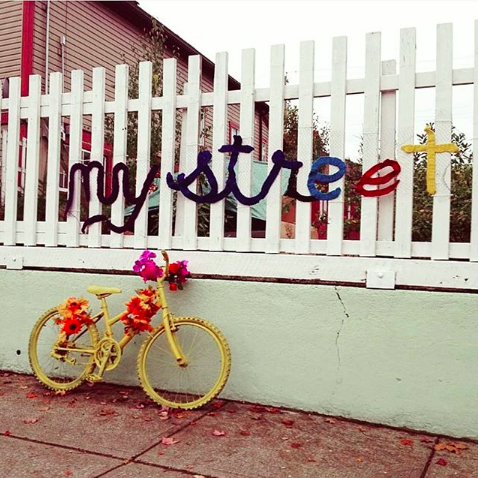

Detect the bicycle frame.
[{"left": 56, "top": 250, "right": 187, "bottom": 368}]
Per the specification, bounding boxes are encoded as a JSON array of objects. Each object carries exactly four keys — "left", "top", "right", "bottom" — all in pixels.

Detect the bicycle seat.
[{"left": 87, "top": 285, "right": 122, "bottom": 298}]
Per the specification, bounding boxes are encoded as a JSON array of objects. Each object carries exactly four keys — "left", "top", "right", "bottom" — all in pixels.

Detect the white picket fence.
[{"left": 0, "top": 22, "right": 477, "bottom": 290}]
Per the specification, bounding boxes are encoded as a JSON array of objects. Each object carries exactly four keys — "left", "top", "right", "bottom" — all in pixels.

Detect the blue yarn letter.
[{"left": 307, "top": 156, "right": 346, "bottom": 201}]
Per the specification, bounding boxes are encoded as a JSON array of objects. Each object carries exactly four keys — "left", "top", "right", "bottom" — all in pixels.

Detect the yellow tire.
[
  {"left": 28, "top": 307, "right": 99, "bottom": 391},
  {"left": 137, "top": 317, "right": 231, "bottom": 409}
]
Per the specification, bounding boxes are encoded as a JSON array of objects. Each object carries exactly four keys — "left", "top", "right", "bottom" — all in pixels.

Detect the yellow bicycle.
[{"left": 28, "top": 250, "right": 231, "bottom": 409}]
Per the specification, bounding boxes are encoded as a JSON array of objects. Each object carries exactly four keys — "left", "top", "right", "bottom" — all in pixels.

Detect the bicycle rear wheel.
[
  {"left": 28, "top": 307, "right": 99, "bottom": 391},
  {"left": 137, "top": 317, "right": 231, "bottom": 409}
]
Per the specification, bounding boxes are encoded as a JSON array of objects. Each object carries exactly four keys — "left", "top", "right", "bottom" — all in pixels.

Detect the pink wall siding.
[
  {"left": 0, "top": 0, "right": 23, "bottom": 80},
  {"left": 29, "top": 1, "right": 267, "bottom": 158}
]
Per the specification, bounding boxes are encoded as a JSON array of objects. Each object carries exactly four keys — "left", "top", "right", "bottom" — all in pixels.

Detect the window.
[{"left": 58, "top": 149, "right": 104, "bottom": 193}]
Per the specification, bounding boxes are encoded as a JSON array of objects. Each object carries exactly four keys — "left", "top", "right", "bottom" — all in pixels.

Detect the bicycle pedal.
[{"left": 86, "top": 374, "right": 103, "bottom": 384}]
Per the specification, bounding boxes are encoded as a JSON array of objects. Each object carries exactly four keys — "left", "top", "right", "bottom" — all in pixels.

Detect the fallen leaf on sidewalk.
[
  {"left": 173, "top": 411, "right": 191, "bottom": 419},
  {"left": 400, "top": 438, "right": 414, "bottom": 446},
  {"left": 434, "top": 442, "right": 468, "bottom": 454},
  {"left": 98, "top": 409, "right": 118, "bottom": 416},
  {"left": 325, "top": 418, "right": 336, "bottom": 424},
  {"left": 161, "top": 437, "right": 180, "bottom": 445},
  {"left": 38, "top": 406, "right": 50, "bottom": 412},
  {"left": 26, "top": 392, "right": 38, "bottom": 399},
  {"left": 212, "top": 429, "right": 226, "bottom": 437},
  {"left": 19, "top": 385, "right": 28, "bottom": 390},
  {"left": 266, "top": 407, "right": 282, "bottom": 414},
  {"left": 239, "top": 430, "right": 251, "bottom": 436},
  {"left": 158, "top": 410, "right": 169, "bottom": 421},
  {"left": 3, "top": 430, "right": 11, "bottom": 436},
  {"left": 290, "top": 442, "right": 302, "bottom": 449},
  {"left": 249, "top": 405, "right": 268, "bottom": 413},
  {"left": 54, "top": 390, "right": 67, "bottom": 396},
  {"left": 227, "top": 409, "right": 237, "bottom": 414},
  {"left": 281, "top": 419, "right": 294, "bottom": 428},
  {"left": 64, "top": 471, "right": 72, "bottom": 476},
  {"left": 307, "top": 456, "right": 316, "bottom": 462},
  {"left": 436, "top": 458, "right": 448, "bottom": 466},
  {"left": 356, "top": 456, "right": 363, "bottom": 462},
  {"left": 212, "top": 400, "right": 224, "bottom": 409},
  {"left": 23, "top": 418, "right": 39, "bottom": 424},
  {"left": 420, "top": 437, "right": 435, "bottom": 443},
  {"left": 193, "top": 475, "right": 206, "bottom": 478}
]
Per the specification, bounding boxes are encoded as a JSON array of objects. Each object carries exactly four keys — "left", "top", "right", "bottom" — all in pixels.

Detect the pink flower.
[
  {"left": 140, "top": 261, "right": 163, "bottom": 282},
  {"left": 133, "top": 250, "right": 163, "bottom": 282}
]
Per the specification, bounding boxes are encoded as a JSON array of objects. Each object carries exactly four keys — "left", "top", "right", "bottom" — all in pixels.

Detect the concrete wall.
[{"left": 0, "top": 269, "right": 476, "bottom": 439}]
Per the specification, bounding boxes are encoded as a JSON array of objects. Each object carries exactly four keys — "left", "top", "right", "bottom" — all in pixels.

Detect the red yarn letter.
[{"left": 355, "top": 159, "right": 401, "bottom": 197}]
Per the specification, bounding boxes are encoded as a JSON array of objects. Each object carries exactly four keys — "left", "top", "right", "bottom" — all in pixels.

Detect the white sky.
[{"left": 139, "top": 0, "right": 477, "bottom": 159}]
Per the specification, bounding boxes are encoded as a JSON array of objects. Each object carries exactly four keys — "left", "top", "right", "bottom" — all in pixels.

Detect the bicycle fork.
[{"left": 161, "top": 308, "right": 188, "bottom": 367}]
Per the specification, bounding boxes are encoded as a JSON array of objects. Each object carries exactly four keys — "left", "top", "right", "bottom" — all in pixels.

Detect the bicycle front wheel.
[
  {"left": 137, "top": 317, "right": 231, "bottom": 409},
  {"left": 28, "top": 307, "right": 99, "bottom": 391}
]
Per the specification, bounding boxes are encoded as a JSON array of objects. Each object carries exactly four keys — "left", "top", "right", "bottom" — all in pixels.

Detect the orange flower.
[
  {"left": 59, "top": 297, "right": 90, "bottom": 321},
  {"left": 62, "top": 318, "right": 82, "bottom": 336}
]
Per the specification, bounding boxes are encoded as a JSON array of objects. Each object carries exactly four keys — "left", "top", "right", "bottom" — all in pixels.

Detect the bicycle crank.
[{"left": 94, "top": 337, "right": 122, "bottom": 371}]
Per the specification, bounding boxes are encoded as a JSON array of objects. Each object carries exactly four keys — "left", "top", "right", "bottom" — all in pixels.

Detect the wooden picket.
[
  {"left": 182, "top": 56, "right": 201, "bottom": 250},
  {"left": 134, "top": 61, "right": 153, "bottom": 249},
  {"left": 158, "top": 58, "right": 177, "bottom": 250},
  {"left": 66, "top": 70, "right": 84, "bottom": 248},
  {"left": 88, "top": 67, "right": 106, "bottom": 248},
  {"left": 431, "top": 24, "right": 454, "bottom": 260},
  {"left": 359, "top": 32, "right": 381, "bottom": 257},
  {"left": 0, "top": 21, "right": 477, "bottom": 288},
  {"left": 265, "top": 44, "right": 285, "bottom": 253},
  {"left": 236, "top": 48, "right": 256, "bottom": 252},
  {"left": 377, "top": 60, "right": 397, "bottom": 242},
  {"left": 295, "top": 40, "right": 315, "bottom": 255},
  {"left": 326, "top": 36, "right": 347, "bottom": 256},
  {"left": 110, "top": 64, "right": 129, "bottom": 249},
  {"left": 209, "top": 52, "right": 228, "bottom": 251},
  {"left": 3, "top": 76, "right": 21, "bottom": 246},
  {"left": 394, "top": 28, "right": 416, "bottom": 258},
  {"left": 44, "top": 72, "right": 62, "bottom": 247},
  {"left": 471, "top": 20, "right": 478, "bottom": 262},
  {"left": 23, "top": 75, "right": 41, "bottom": 246}
]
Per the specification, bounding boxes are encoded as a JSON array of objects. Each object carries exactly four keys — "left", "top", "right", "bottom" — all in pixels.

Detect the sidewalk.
[{"left": 0, "top": 373, "right": 476, "bottom": 478}]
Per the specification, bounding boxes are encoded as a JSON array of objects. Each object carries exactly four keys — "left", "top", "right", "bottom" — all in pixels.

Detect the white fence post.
[
  {"left": 134, "top": 61, "right": 153, "bottom": 250},
  {"left": 182, "top": 56, "right": 201, "bottom": 251},
  {"left": 88, "top": 67, "right": 106, "bottom": 248},
  {"left": 174, "top": 86, "right": 188, "bottom": 239},
  {"left": 326, "top": 36, "right": 347, "bottom": 255},
  {"left": 377, "top": 60, "right": 397, "bottom": 242},
  {"left": 209, "top": 52, "right": 229, "bottom": 251},
  {"left": 110, "top": 64, "right": 129, "bottom": 249},
  {"left": 394, "top": 28, "right": 416, "bottom": 258},
  {"left": 23, "top": 75, "right": 42, "bottom": 246},
  {"left": 471, "top": 20, "right": 478, "bottom": 262},
  {"left": 158, "top": 58, "right": 177, "bottom": 250},
  {"left": 3, "top": 77, "right": 21, "bottom": 246},
  {"left": 265, "top": 44, "right": 285, "bottom": 253},
  {"left": 66, "top": 70, "right": 84, "bottom": 248},
  {"left": 431, "top": 23, "right": 453, "bottom": 260},
  {"left": 295, "top": 40, "right": 315, "bottom": 255},
  {"left": 236, "top": 48, "right": 256, "bottom": 252},
  {"left": 44, "top": 72, "right": 62, "bottom": 247},
  {"left": 359, "top": 32, "right": 382, "bottom": 257}
]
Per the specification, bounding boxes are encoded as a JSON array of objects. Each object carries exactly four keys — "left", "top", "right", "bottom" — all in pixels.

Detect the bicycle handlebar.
[{"left": 157, "top": 250, "right": 169, "bottom": 284}]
